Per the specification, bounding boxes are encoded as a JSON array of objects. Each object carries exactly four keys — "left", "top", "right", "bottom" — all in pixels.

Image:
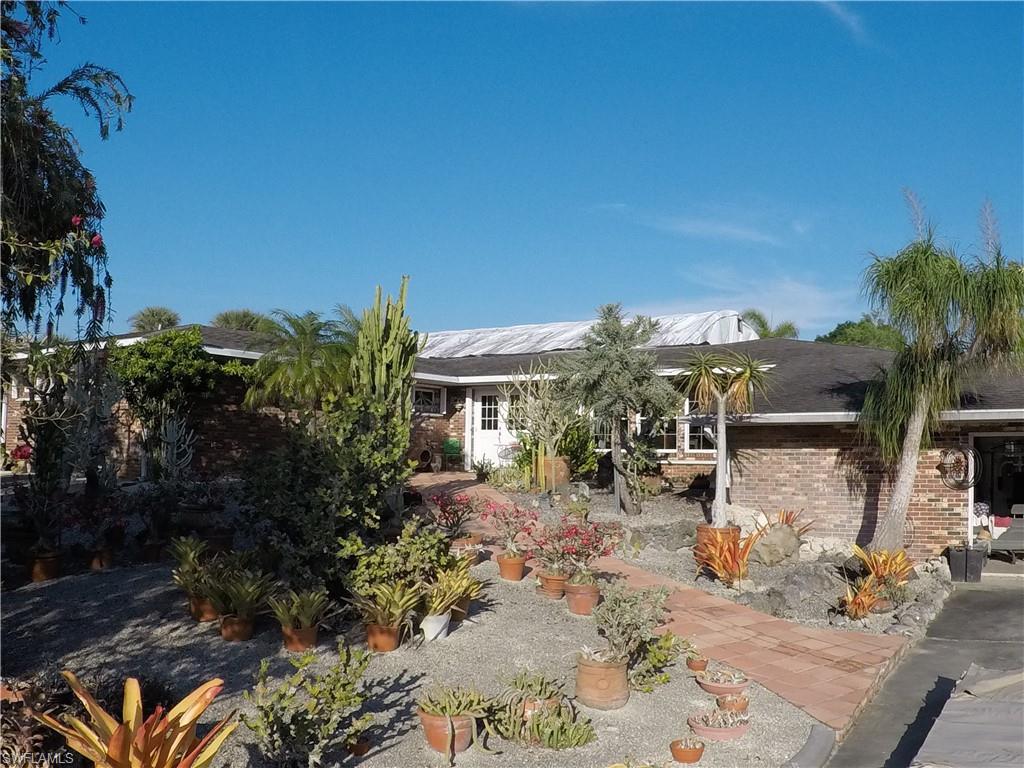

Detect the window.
[
  {"left": 413, "top": 385, "right": 444, "bottom": 415},
  {"left": 652, "top": 417, "right": 677, "bottom": 452},
  {"left": 683, "top": 399, "right": 716, "bottom": 452},
  {"left": 480, "top": 394, "right": 499, "bottom": 430},
  {"left": 592, "top": 417, "right": 612, "bottom": 451}
]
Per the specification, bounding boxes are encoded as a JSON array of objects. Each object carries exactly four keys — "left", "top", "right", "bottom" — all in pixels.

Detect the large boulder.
[
  {"left": 779, "top": 563, "right": 838, "bottom": 598},
  {"left": 724, "top": 504, "right": 768, "bottom": 535},
  {"left": 750, "top": 525, "right": 802, "bottom": 566},
  {"left": 736, "top": 588, "right": 789, "bottom": 618},
  {"left": 629, "top": 519, "right": 699, "bottom": 552}
]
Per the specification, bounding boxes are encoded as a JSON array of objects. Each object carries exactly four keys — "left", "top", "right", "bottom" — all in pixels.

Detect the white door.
[{"left": 472, "top": 387, "right": 515, "bottom": 465}]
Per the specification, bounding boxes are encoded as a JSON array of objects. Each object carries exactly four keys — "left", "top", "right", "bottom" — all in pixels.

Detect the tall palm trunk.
[
  {"left": 712, "top": 393, "right": 729, "bottom": 527},
  {"left": 610, "top": 418, "right": 637, "bottom": 516},
  {"left": 871, "top": 392, "right": 930, "bottom": 550}
]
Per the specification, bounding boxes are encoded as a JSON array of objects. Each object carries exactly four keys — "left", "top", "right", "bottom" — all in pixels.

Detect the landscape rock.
[
  {"left": 780, "top": 563, "right": 838, "bottom": 597},
  {"left": 628, "top": 519, "right": 698, "bottom": 552},
  {"left": 736, "top": 587, "right": 789, "bottom": 617},
  {"left": 724, "top": 504, "right": 768, "bottom": 535},
  {"left": 750, "top": 525, "right": 802, "bottom": 566},
  {"left": 569, "top": 482, "right": 591, "bottom": 502}
]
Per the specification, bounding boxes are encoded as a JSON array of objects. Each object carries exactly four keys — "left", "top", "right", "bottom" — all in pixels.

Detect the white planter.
[{"left": 420, "top": 611, "right": 451, "bottom": 642}]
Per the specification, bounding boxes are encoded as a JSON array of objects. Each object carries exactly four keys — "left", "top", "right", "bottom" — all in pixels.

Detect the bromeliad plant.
[
  {"left": 267, "top": 588, "right": 334, "bottom": 630},
  {"left": 695, "top": 527, "right": 763, "bottom": 588},
  {"left": 32, "top": 672, "right": 237, "bottom": 768},
  {"left": 209, "top": 569, "right": 276, "bottom": 621},
  {"left": 840, "top": 575, "right": 881, "bottom": 620},
  {"left": 430, "top": 493, "right": 480, "bottom": 540},
  {"left": 350, "top": 582, "right": 422, "bottom": 632},
  {"left": 758, "top": 509, "right": 815, "bottom": 537},
  {"left": 480, "top": 502, "right": 538, "bottom": 558},
  {"left": 852, "top": 545, "right": 914, "bottom": 585}
]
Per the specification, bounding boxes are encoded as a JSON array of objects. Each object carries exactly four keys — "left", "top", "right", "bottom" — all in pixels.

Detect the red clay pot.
[
  {"left": 564, "top": 582, "right": 601, "bottom": 615},
  {"left": 523, "top": 697, "right": 559, "bottom": 719},
  {"left": 575, "top": 656, "right": 630, "bottom": 710},
  {"left": 189, "top": 595, "right": 219, "bottom": 622},
  {"left": 418, "top": 709, "right": 474, "bottom": 755},
  {"left": 687, "top": 715, "right": 749, "bottom": 742},
  {"left": 716, "top": 695, "right": 749, "bottom": 714},
  {"left": 282, "top": 625, "right": 318, "bottom": 652},
  {"left": 686, "top": 657, "right": 709, "bottom": 672},
  {"left": 451, "top": 532, "right": 482, "bottom": 549},
  {"left": 537, "top": 571, "right": 569, "bottom": 599},
  {"left": 366, "top": 623, "right": 400, "bottom": 652},
  {"left": 90, "top": 548, "right": 113, "bottom": 571},
  {"left": 670, "top": 739, "right": 705, "bottom": 763},
  {"left": 696, "top": 675, "right": 749, "bottom": 696},
  {"left": 29, "top": 553, "right": 60, "bottom": 582},
  {"left": 220, "top": 616, "right": 254, "bottom": 642},
  {"left": 497, "top": 553, "right": 527, "bottom": 581}
]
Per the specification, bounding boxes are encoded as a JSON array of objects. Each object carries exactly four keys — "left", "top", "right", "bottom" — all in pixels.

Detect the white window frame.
[
  {"left": 636, "top": 413, "right": 678, "bottom": 455},
  {"left": 412, "top": 384, "right": 446, "bottom": 416},
  {"left": 682, "top": 399, "right": 716, "bottom": 455}
]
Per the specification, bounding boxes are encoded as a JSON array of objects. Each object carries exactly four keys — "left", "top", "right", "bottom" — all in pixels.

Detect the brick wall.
[
  {"left": 409, "top": 386, "right": 467, "bottom": 467},
  {"left": 728, "top": 421, "right": 1022, "bottom": 560}
]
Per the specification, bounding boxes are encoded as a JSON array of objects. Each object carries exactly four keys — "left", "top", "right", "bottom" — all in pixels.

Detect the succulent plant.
[
  {"left": 697, "top": 668, "right": 748, "bottom": 685},
  {"left": 693, "top": 708, "right": 750, "bottom": 728}
]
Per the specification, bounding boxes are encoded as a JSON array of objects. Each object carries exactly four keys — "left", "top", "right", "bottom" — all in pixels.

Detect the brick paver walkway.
[{"left": 409, "top": 473, "right": 907, "bottom": 735}]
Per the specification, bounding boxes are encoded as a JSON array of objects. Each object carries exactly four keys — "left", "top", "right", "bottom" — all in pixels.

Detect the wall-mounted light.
[{"left": 454, "top": 401, "right": 464, "bottom": 412}]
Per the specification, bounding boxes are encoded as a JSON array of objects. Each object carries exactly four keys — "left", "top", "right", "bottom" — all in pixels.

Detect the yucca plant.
[
  {"left": 696, "top": 528, "right": 762, "bottom": 587},
  {"left": 267, "top": 588, "right": 334, "bottom": 630},
  {"left": 32, "top": 671, "right": 237, "bottom": 768},
  {"left": 209, "top": 569, "right": 276, "bottom": 620},
  {"left": 841, "top": 575, "right": 881, "bottom": 620},
  {"left": 852, "top": 544, "right": 914, "bottom": 585},
  {"left": 350, "top": 582, "right": 421, "bottom": 629}
]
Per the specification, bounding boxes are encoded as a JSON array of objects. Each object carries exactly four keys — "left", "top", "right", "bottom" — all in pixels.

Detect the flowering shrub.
[
  {"left": 11, "top": 443, "right": 32, "bottom": 461},
  {"left": 528, "top": 517, "right": 622, "bottom": 578},
  {"left": 430, "top": 492, "right": 480, "bottom": 539},
  {"left": 480, "top": 502, "right": 538, "bottom": 557}
]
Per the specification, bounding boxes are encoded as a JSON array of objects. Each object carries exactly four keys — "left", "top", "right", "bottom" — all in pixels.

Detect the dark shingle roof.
[
  {"left": 110, "top": 324, "right": 274, "bottom": 355},
  {"left": 414, "top": 338, "right": 1023, "bottom": 415}
]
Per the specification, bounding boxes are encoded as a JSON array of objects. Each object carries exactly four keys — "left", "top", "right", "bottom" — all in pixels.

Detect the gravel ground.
[
  {"left": 507, "top": 487, "right": 950, "bottom": 635},
  {"left": 2, "top": 560, "right": 814, "bottom": 768}
]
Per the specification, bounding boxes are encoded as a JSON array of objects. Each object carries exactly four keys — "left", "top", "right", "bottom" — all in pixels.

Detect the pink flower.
[
  {"left": 71, "top": 215, "right": 83, "bottom": 227},
  {"left": 90, "top": 233, "right": 104, "bottom": 248}
]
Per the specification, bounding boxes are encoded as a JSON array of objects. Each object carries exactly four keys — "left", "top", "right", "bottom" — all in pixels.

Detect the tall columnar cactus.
[{"left": 348, "top": 276, "right": 421, "bottom": 417}]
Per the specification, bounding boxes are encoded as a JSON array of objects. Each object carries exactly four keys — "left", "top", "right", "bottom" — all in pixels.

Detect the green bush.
[
  {"left": 629, "top": 631, "right": 686, "bottom": 692},
  {"left": 558, "top": 421, "right": 598, "bottom": 479},
  {"left": 243, "top": 642, "right": 372, "bottom": 768},
  {"left": 346, "top": 518, "right": 456, "bottom": 595},
  {"left": 441, "top": 438, "right": 461, "bottom": 456}
]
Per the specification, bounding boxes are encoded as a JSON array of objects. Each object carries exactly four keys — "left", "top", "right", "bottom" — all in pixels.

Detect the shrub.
[
  {"left": 586, "top": 581, "right": 669, "bottom": 664},
  {"left": 480, "top": 501, "right": 537, "bottom": 557},
  {"left": 243, "top": 642, "right": 372, "bottom": 768},
  {"left": 429, "top": 492, "right": 480, "bottom": 540},
  {"left": 562, "top": 519, "right": 623, "bottom": 584},
  {"left": 347, "top": 518, "right": 456, "bottom": 594},
  {"left": 628, "top": 631, "right": 686, "bottom": 692}
]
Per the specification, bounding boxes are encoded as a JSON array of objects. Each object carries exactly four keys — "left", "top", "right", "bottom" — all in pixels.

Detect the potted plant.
[
  {"left": 497, "top": 669, "right": 563, "bottom": 724},
  {"left": 268, "top": 588, "right": 334, "bottom": 651},
  {"left": 472, "top": 457, "right": 495, "bottom": 483},
  {"left": 695, "top": 668, "right": 749, "bottom": 696},
  {"left": 430, "top": 492, "right": 482, "bottom": 548},
  {"left": 13, "top": 485, "right": 64, "bottom": 582},
  {"left": 421, "top": 572, "right": 464, "bottom": 642},
  {"left": 209, "top": 568, "right": 275, "bottom": 641},
  {"left": 562, "top": 520, "right": 623, "bottom": 615},
  {"left": 576, "top": 582, "right": 669, "bottom": 710},
  {"left": 64, "top": 494, "right": 125, "bottom": 571},
  {"left": 481, "top": 501, "right": 538, "bottom": 581},
  {"left": 716, "top": 694, "right": 749, "bottom": 714},
  {"left": 527, "top": 519, "right": 577, "bottom": 598},
  {"left": 169, "top": 536, "right": 218, "bottom": 621},
  {"left": 417, "top": 686, "right": 495, "bottom": 761},
  {"left": 687, "top": 709, "right": 750, "bottom": 741},
  {"left": 685, "top": 649, "right": 709, "bottom": 673},
  {"left": 443, "top": 558, "right": 484, "bottom": 624},
  {"left": 350, "top": 582, "right": 421, "bottom": 652},
  {"left": 670, "top": 737, "right": 705, "bottom": 763}
]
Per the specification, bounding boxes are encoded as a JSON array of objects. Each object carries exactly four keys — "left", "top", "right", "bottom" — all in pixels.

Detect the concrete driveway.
[{"left": 828, "top": 580, "right": 1024, "bottom": 768}]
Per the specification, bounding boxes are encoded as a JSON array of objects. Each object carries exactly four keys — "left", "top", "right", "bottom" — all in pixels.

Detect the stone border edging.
[{"left": 782, "top": 724, "right": 836, "bottom": 768}]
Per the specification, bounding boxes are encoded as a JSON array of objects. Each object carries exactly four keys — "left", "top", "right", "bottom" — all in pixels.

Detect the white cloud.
[
  {"left": 821, "top": 1, "right": 869, "bottom": 44},
  {"left": 653, "top": 217, "right": 783, "bottom": 247},
  {"left": 627, "top": 264, "right": 862, "bottom": 337}
]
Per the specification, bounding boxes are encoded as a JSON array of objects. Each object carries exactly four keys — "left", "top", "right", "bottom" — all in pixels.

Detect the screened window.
[
  {"left": 413, "top": 386, "right": 443, "bottom": 415},
  {"left": 480, "top": 395, "right": 499, "bottom": 431},
  {"left": 592, "top": 418, "right": 612, "bottom": 450},
  {"left": 684, "top": 399, "right": 716, "bottom": 452}
]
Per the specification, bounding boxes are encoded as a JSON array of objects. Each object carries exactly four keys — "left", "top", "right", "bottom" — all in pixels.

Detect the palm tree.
[
  {"left": 129, "top": 306, "right": 180, "bottom": 333},
  {"left": 675, "top": 352, "right": 772, "bottom": 527},
  {"left": 243, "top": 307, "right": 360, "bottom": 415},
  {"left": 211, "top": 309, "right": 268, "bottom": 332},
  {"left": 860, "top": 211, "right": 1024, "bottom": 550},
  {"left": 742, "top": 309, "right": 799, "bottom": 339}
]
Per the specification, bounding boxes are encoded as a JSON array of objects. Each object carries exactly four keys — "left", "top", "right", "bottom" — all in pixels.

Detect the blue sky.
[{"left": 40, "top": 1, "right": 1023, "bottom": 338}]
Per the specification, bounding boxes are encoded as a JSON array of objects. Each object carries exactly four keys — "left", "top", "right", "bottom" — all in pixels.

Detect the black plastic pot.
[
  {"left": 947, "top": 546, "right": 967, "bottom": 582},
  {"left": 965, "top": 546, "right": 986, "bottom": 582}
]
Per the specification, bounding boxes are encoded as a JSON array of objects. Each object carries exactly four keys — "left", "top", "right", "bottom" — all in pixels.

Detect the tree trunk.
[
  {"left": 712, "top": 395, "right": 729, "bottom": 527},
  {"left": 610, "top": 419, "right": 636, "bottom": 516},
  {"left": 871, "top": 392, "right": 930, "bottom": 550}
]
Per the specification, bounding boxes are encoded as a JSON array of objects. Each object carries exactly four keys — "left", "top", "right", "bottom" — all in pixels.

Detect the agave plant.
[
  {"left": 31, "top": 671, "right": 237, "bottom": 768},
  {"left": 695, "top": 528, "right": 762, "bottom": 587},
  {"left": 267, "top": 588, "right": 334, "bottom": 630}
]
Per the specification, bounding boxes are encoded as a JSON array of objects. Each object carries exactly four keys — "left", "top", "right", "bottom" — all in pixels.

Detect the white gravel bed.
[{"left": 2, "top": 561, "right": 814, "bottom": 767}]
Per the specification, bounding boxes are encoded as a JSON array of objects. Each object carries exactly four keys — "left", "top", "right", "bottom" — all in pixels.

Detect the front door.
[{"left": 472, "top": 387, "right": 515, "bottom": 466}]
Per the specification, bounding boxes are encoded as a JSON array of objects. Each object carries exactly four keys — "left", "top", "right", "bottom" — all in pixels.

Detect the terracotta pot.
[
  {"left": 537, "top": 571, "right": 569, "bottom": 599},
  {"left": 695, "top": 524, "right": 740, "bottom": 566},
  {"left": 189, "top": 595, "right": 219, "bottom": 622},
  {"left": 418, "top": 709, "right": 474, "bottom": 755},
  {"left": 575, "top": 656, "right": 630, "bottom": 710},
  {"left": 366, "top": 623, "right": 400, "bottom": 652},
  {"left": 523, "top": 697, "right": 559, "bottom": 720},
  {"left": 220, "top": 616, "right": 254, "bottom": 642},
  {"left": 564, "top": 582, "right": 601, "bottom": 615},
  {"left": 696, "top": 675, "right": 749, "bottom": 697},
  {"left": 450, "top": 595, "right": 471, "bottom": 624},
  {"left": 451, "top": 532, "right": 482, "bottom": 549},
  {"left": 29, "top": 553, "right": 60, "bottom": 582},
  {"left": 687, "top": 715, "right": 750, "bottom": 742},
  {"left": 90, "top": 548, "right": 113, "bottom": 571},
  {"left": 686, "top": 657, "right": 709, "bottom": 672},
  {"left": 497, "top": 553, "right": 527, "bottom": 581},
  {"left": 282, "top": 625, "right": 318, "bottom": 652},
  {"left": 345, "top": 738, "right": 371, "bottom": 756},
  {"left": 716, "top": 695, "right": 749, "bottom": 714},
  {"left": 670, "top": 739, "right": 705, "bottom": 763}
]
